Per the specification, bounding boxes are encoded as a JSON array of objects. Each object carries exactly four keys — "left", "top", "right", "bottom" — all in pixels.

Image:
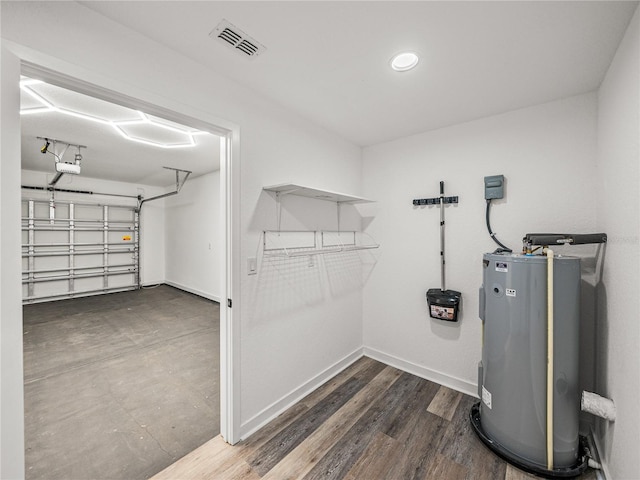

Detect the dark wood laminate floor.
[
  {"left": 153, "top": 356, "right": 598, "bottom": 480},
  {"left": 23, "top": 285, "right": 220, "bottom": 480}
]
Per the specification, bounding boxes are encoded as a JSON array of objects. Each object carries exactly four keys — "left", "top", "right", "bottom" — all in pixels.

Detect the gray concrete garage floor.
[{"left": 23, "top": 285, "right": 220, "bottom": 480}]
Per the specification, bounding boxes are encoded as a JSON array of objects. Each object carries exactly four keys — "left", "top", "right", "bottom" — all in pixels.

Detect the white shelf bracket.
[{"left": 276, "top": 191, "right": 282, "bottom": 233}]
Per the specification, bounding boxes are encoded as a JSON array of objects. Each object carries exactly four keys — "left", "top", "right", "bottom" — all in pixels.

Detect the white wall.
[
  {"left": 362, "top": 93, "right": 598, "bottom": 394},
  {"left": 238, "top": 113, "right": 364, "bottom": 434},
  {"left": 595, "top": 6, "right": 639, "bottom": 479},
  {"left": 21, "top": 170, "right": 166, "bottom": 286},
  {"left": 1, "top": 2, "right": 364, "bottom": 471},
  {"left": 165, "top": 171, "right": 221, "bottom": 301}
]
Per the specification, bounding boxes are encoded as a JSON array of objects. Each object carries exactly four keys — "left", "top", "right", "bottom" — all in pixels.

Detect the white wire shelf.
[
  {"left": 263, "top": 183, "right": 374, "bottom": 204},
  {"left": 262, "top": 230, "right": 379, "bottom": 258},
  {"left": 263, "top": 244, "right": 380, "bottom": 258}
]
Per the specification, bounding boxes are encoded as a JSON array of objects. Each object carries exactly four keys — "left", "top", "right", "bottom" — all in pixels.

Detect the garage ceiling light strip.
[
  {"left": 55, "top": 107, "right": 113, "bottom": 126},
  {"left": 19, "top": 79, "right": 206, "bottom": 149},
  {"left": 113, "top": 111, "right": 196, "bottom": 148},
  {"left": 20, "top": 86, "right": 55, "bottom": 114},
  {"left": 113, "top": 125, "right": 196, "bottom": 149}
]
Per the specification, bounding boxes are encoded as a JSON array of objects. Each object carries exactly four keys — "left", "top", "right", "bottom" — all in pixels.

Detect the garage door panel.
[{"left": 22, "top": 199, "right": 139, "bottom": 304}]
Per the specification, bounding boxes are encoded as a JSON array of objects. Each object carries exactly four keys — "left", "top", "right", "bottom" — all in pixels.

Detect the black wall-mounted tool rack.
[
  {"left": 413, "top": 196, "right": 459, "bottom": 206},
  {"left": 413, "top": 181, "right": 462, "bottom": 322}
]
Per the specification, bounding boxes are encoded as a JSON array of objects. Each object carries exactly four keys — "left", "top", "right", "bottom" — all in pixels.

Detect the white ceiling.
[
  {"left": 20, "top": 1, "right": 638, "bottom": 186},
  {"left": 21, "top": 78, "right": 220, "bottom": 187},
  {"left": 80, "top": 1, "right": 638, "bottom": 147}
]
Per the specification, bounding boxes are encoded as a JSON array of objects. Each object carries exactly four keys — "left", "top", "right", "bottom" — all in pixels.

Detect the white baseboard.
[
  {"left": 163, "top": 280, "right": 221, "bottom": 303},
  {"left": 363, "top": 346, "right": 477, "bottom": 398},
  {"left": 239, "top": 347, "right": 365, "bottom": 440},
  {"left": 240, "top": 346, "right": 478, "bottom": 441}
]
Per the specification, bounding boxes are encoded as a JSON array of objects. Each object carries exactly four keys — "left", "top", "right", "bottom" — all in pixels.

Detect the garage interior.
[{"left": 20, "top": 78, "right": 222, "bottom": 480}]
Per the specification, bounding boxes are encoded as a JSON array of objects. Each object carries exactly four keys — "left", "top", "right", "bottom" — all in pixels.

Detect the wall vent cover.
[{"left": 210, "top": 19, "right": 266, "bottom": 58}]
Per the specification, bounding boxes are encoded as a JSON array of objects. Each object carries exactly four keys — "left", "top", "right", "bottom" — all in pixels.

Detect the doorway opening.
[{"left": 18, "top": 64, "right": 237, "bottom": 479}]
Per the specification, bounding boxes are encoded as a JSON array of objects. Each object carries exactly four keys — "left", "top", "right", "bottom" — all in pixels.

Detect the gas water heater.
[{"left": 470, "top": 233, "right": 607, "bottom": 477}]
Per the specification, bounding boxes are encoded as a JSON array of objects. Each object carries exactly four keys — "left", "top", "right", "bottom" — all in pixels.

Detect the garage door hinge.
[{"left": 227, "top": 298, "right": 232, "bottom": 308}]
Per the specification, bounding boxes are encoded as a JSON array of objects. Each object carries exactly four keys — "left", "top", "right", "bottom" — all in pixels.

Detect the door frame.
[{"left": 2, "top": 44, "right": 242, "bottom": 478}]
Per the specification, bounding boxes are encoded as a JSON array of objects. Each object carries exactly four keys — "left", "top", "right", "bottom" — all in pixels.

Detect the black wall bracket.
[{"left": 413, "top": 196, "right": 458, "bottom": 206}]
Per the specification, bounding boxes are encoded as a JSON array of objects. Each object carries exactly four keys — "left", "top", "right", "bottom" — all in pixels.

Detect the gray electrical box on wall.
[{"left": 484, "top": 175, "right": 504, "bottom": 200}]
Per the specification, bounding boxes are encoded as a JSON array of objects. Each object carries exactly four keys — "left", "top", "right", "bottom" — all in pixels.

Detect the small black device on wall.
[
  {"left": 426, "top": 288, "right": 461, "bottom": 322},
  {"left": 483, "top": 174, "right": 504, "bottom": 200},
  {"left": 483, "top": 174, "right": 512, "bottom": 253}
]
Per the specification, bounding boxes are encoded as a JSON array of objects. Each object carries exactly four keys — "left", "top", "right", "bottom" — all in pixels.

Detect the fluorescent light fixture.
[{"left": 391, "top": 52, "right": 419, "bottom": 72}]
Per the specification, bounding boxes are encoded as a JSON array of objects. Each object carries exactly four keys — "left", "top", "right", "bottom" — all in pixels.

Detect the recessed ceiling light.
[{"left": 391, "top": 52, "right": 419, "bottom": 72}]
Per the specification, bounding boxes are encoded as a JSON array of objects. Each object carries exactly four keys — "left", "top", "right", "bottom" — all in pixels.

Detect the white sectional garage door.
[{"left": 22, "top": 198, "right": 140, "bottom": 303}]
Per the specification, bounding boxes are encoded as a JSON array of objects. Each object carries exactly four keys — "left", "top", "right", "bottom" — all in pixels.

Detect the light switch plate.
[{"left": 247, "top": 257, "right": 257, "bottom": 275}]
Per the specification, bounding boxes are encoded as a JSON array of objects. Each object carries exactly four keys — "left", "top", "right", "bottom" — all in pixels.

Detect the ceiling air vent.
[{"left": 210, "top": 19, "right": 266, "bottom": 58}]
